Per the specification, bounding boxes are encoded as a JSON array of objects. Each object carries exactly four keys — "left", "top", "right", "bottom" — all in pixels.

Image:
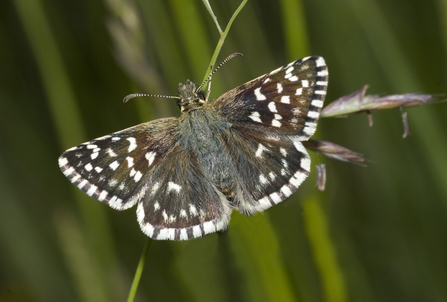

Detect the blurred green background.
[{"left": 1, "top": 0, "right": 446, "bottom": 301}]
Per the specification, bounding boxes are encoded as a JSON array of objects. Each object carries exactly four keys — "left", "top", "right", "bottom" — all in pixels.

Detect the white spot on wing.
[
  {"left": 94, "top": 166, "right": 103, "bottom": 173},
  {"left": 151, "top": 183, "right": 160, "bottom": 195},
  {"left": 108, "top": 178, "right": 118, "bottom": 187},
  {"left": 63, "top": 167, "right": 74, "bottom": 177},
  {"left": 193, "top": 226, "right": 202, "bottom": 238},
  {"left": 268, "top": 102, "right": 277, "bottom": 113},
  {"left": 91, "top": 152, "right": 99, "bottom": 160},
  {"left": 134, "top": 171, "right": 142, "bottom": 182},
  {"left": 296, "top": 88, "right": 303, "bottom": 95},
  {"left": 98, "top": 190, "right": 108, "bottom": 201},
  {"left": 127, "top": 137, "right": 137, "bottom": 152},
  {"left": 318, "top": 69, "right": 328, "bottom": 76},
  {"left": 59, "top": 157, "right": 68, "bottom": 167},
  {"left": 189, "top": 204, "right": 198, "bottom": 216},
  {"left": 258, "top": 197, "right": 271, "bottom": 210},
  {"left": 87, "top": 144, "right": 98, "bottom": 149},
  {"left": 311, "top": 100, "right": 323, "bottom": 108},
  {"left": 157, "top": 228, "right": 175, "bottom": 240},
  {"left": 126, "top": 157, "right": 134, "bottom": 167},
  {"left": 255, "top": 144, "right": 268, "bottom": 158},
  {"left": 179, "top": 229, "right": 188, "bottom": 240},
  {"left": 203, "top": 221, "right": 216, "bottom": 234},
  {"left": 280, "top": 96, "right": 290, "bottom": 103},
  {"left": 301, "top": 80, "right": 309, "bottom": 87},
  {"left": 85, "top": 163, "right": 93, "bottom": 171},
  {"left": 145, "top": 152, "right": 156, "bottom": 166},
  {"left": 281, "top": 185, "right": 292, "bottom": 197},
  {"left": 300, "top": 156, "right": 311, "bottom": 172},
  {"left": 70, "top": 174, "right": 81, "bottom": 183},
  {"left": 86, "top": 185, "right": 97, "bottom": 197},
  {"left": 290, "top": 171, "right": 307, "bottom": 188},
  {"left": 316, "top": 57, "right": 326, "bottom": 67},
  {"left": 78, "top": 179, "right": 88, "bottom": 189},
  {"left": 272, "top": 119, "right": 282, "bottom": 127},
  {"left": 167, "top": 181, "right": 182, "bottom": 193},
  {"left": 259, "top": 174, "right": 269, "bottom": 185},
  {"left": 254, "top": 87, "right": 266, "bottom": 101},
  {"left": 154, "top": 201, "right": 160, "bottom": 211},
  {"left": 118, "top": 182, "right": 125, "bottom": 190},
  {"left": 107, "top": 149, "right": 117, "bottom": 157},
  {"left": 277, "top": 83, "right": 283, "bottom": 93},
  {"left": 292, "top": 108, "right": 301, "bottom": 115},
  {"left": 289, "top": 75, "right": 298, "bottom": 81},
  {"left": 249, "top": 111, "right": 262, "bottom": 123},
  {"left": 308, "top": 111, "right": 319, "bottom": 119},
  {"left": 109, "top": 160, "right": 119, "bottom": 171},
  {"left": 282, "top": 159, "right": 289, "bottom": 169},
  {"left": 270, "top": 192, "right": 282, "bottom": 204}
]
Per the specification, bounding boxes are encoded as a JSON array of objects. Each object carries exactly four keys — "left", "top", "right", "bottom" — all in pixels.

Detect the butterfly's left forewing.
[{"left": 214, "top": 56, "right": 328, "bottom": 140}]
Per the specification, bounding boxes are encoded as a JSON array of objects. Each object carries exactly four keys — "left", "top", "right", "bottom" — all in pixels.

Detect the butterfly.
[{"left": 59, "top": 56, "right": 328, "bottom": 240}]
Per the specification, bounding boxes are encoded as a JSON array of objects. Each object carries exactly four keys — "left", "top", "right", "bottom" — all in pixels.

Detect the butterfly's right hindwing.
[{"left": 136, "top": 144, "right": 232, "bottom": 240}]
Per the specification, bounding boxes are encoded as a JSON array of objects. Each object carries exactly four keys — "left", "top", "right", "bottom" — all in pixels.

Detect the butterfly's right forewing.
[{"left": 58, "top": 118, "right": 179, "bottom": 211}]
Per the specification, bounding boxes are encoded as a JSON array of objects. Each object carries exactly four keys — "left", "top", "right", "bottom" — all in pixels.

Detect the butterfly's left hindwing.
[{"left": 222, "top": 125, "right": 311, "bottom": 214}]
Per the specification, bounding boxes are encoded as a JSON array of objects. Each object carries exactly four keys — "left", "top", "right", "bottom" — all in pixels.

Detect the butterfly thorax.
[
  {"left": 178, "top": 80, "right": 206, "bottom": 113},
  {"left": 178, "top": 107, "right": 237, "bottom": 200}
]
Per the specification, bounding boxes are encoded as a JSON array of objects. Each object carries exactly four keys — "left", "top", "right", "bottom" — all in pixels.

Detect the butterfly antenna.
[
  {"left": 196, "top": 52, "right": 243, "bottom": 94},
  {"left": 123, "top": 93, "right": 181, "bottom": 103}
]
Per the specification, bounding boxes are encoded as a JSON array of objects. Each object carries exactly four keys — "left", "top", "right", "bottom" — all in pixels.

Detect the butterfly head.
[{"left": 178, "top": 80, "right": 206, "bottom": 113}]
